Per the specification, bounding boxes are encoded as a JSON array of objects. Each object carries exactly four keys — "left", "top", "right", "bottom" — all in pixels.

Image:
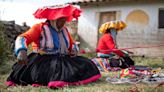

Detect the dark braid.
[{"left": 105, "top": 29, "right": 111, "bottom": 34}]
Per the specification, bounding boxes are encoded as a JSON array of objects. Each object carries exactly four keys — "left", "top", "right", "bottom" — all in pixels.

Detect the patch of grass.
[
  {"left": 80, "top": 52, "right": 97, "bottom": 59},
  {"left": 133, "top": 57, "right": 164, "bottom": 68}
]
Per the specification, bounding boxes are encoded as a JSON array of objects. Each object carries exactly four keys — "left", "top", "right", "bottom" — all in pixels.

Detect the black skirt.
[{"left": 6, "top": 53, "right": 101, "bottom": 88}]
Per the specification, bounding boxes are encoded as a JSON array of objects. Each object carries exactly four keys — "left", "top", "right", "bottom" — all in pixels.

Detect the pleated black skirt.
[{"left": 6, "top": 53, "right": 101, "bottom": 88}]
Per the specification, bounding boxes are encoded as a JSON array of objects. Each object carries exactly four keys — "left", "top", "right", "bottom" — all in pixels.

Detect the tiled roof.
[
  {"left": 70, "top": 0, "right": 102, "bottom": 4},
  {"left": 69, "top": 0, "right": 132, "bottom": 5}
]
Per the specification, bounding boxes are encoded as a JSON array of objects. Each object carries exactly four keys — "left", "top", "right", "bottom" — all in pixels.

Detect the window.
[{"left": 159, "top": 9, "right": 164, "bottom": 28}]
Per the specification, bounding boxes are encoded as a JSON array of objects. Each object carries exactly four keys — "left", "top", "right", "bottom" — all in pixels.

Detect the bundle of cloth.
[{"left": 106, "top": 66, "right": 164, "bottom": 84}]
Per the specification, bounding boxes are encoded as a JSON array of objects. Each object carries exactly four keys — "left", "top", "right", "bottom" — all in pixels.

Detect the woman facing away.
[
  {"left": 6, "top": 4, "right": 101, "bottom": 88},
  {"left": 92, "top": 21, "right": 134, "bottom": 72}
]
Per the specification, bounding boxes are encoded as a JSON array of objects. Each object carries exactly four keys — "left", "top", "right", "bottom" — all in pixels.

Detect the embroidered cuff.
[
  {"left": 72, "top": 43, "right": 79, "bottom": 52},
  {"left": 15, "top": 36, "right": 27, "bottom": 56}
]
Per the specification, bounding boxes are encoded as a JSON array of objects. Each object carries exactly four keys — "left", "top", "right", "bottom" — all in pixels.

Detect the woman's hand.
[
  {"left": 69, "top": 50, "right": 78, "bottom": 57},
  {"left": 121, "top": 50, "right": 134, "bottom": 57},
  {"left": 17, "top": 50, "right": 28, "bottom": 64},
  {"left": 112, "top": 55, "right": 120, "bottom": 59}
]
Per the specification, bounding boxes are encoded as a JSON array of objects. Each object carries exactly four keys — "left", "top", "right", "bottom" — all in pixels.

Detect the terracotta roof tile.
[
  {"left": 70, "top": 0, "right": 100, "bottom": 4},
  {"left": 69, "top": 0, "right": 132, "bottom": 5}
]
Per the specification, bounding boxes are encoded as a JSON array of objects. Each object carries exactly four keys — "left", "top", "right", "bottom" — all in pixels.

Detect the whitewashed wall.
[{"left": 78, "top": 1, "right": 164, "bottom": 57}]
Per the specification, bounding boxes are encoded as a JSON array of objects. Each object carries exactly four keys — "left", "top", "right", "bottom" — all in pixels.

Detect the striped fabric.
[
  {"left": 91, "top": 58, "right": 111, "bottom": 72},
  {"left": 43, "top": 25, "right": 54, "bottom": 49},
  {"left": 39, "top": 24, "right": 71, "bottom": 54}
]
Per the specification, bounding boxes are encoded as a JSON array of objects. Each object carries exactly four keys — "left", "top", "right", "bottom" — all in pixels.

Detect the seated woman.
[
  {"left": 92, "top": 20, "right": 134, "bottom": 72},
  {"left": 6, "top": 4, "right": 101, "bottom": 88}
]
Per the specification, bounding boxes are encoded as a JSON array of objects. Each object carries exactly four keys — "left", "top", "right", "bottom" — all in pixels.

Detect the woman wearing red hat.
[{"left": 6, "top": 4, "right": 101, "bottom": 88}]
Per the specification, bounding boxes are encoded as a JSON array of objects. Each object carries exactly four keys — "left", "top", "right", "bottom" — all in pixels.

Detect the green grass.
[
  {"left": 0, "top": 22, "right": 15, "bottom": 74},
  {"left": 0, "top": 57, "right": 164, "bottom": 92},
  {"left": 133, "top": 57, "right": 164, "bottom": 68}
]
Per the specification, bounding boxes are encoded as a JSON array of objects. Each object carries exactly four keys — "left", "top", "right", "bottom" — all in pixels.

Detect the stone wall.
[{"left": 0, "top": 21, "right": 30, "bottom": 50}]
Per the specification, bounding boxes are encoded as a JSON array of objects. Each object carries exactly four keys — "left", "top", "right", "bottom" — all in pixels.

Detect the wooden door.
[{"left": 98, "top": 12, "right": 116, "bottom": 39}]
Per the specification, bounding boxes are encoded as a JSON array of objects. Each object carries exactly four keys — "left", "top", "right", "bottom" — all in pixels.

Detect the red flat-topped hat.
[{"left": 33, "top": 4, "right": 82, "bottom": 22}]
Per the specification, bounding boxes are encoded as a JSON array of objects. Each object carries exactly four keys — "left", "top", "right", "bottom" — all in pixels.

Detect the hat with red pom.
[{"left": 33, "top": 4, "right": 82, "bottom": 22}]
